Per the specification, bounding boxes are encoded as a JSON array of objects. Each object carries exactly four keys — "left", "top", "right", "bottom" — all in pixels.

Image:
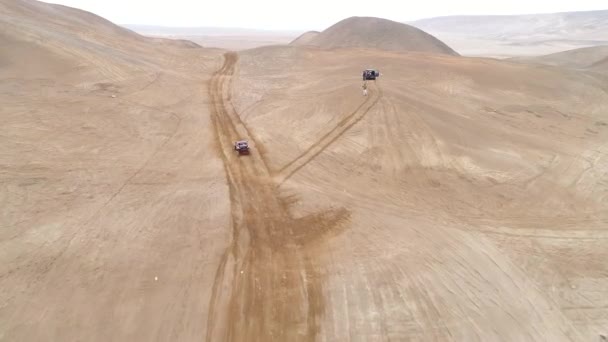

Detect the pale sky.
[{"left": 43, "top": 0, "right": 607, "bottom": 31}]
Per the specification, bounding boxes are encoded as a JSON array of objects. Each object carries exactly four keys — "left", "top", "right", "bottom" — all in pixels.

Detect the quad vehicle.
[
  {"left": 362, "top": 69, "right": 380, "bottom": 81},
  {"left": 234, "top": 140, "right": 250, "bottom": 155}
]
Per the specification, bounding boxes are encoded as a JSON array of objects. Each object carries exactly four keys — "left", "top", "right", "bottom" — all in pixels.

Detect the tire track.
[
  {"left": 275, "top": 82, "right": 383, "bottom": 185},
  {"left": 205, "top": 52, "right": 348, "bottom": 342}
]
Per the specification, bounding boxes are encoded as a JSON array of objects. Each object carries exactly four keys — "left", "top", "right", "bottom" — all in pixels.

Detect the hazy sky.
[{"left": 43, "top": 0, "right": 607, "bottom": 31}]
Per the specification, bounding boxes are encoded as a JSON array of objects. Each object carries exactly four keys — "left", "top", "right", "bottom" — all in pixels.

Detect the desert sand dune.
[
  {"left": 290, "top": 31, "right": 321, "bottom": 46},
  {"left": 2, "top": 0, "right": 608, "bottom": 341},
  {"left": 591, "top": 57, "right": 608, "bottom": 71},
  {"left": 230, "top": 45, "right": 608, "bottom": 340},
  {"left": 512, "top": 45, "right": 608, "bottom": 72},
  {"left": 1, "top": 1, "right": 229, "bottom": 340},
  {"left": 306, "top": 17, "right": 459, "bottom": 55}
]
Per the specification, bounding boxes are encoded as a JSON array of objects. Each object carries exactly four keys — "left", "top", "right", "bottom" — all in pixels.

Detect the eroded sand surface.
[{"left": 2, "top": 1, "right": 608, "bottom": 341}]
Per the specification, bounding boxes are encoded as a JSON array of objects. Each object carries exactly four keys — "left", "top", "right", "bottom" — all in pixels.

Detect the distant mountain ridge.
[
  {"left": 411, "top": 10, "right": 608, "bottom": 41},
  {"left": 409, "top": 10, "right": 608, "bottom": 57}
]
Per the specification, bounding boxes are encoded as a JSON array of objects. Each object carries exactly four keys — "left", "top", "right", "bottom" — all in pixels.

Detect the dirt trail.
[
  {"left": 206, "top": 52, "right": 347, "bottom": 342},
  {"left": 275, "top": 82, "right": 383, "bottom": 184}
]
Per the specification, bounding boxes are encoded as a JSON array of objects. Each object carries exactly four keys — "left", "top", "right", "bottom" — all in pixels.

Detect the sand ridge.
[
  {"left": 512, "top": 45, "right": 608, "bottom": 72},
  {"left": 290, "top": 31, "right": 321, "bottom": 46},
  {"left": 306, "top": 17, "right": 458, "bottom": 55}
]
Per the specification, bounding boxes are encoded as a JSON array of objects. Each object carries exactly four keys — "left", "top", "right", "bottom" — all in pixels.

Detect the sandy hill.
[
  {"left": 411, "top": 10, "right": 608, "bottom": 57},
  {"left": 225, "top": 44, "right": 608, "bottom": 341},
  {"left": 0, "top": 0, "right": 203, "bottom": 80},
  {"left": 591, "top": 56, "right": 608, "bottom": 71},
  {"left": 307, "top": 17, "right": 458, "bottom": 55},
  {"left": 513, "top": 45, "right": 608, "bottom": 71},
  {"left": 147, "top": 36, "right": 202, "bottom": 48},
  {"left": 3, "top": 1, "right": 608, "bottom": 341},
  {"left": 290, "top": 31, "right": 320, "bottom": 46},
  {"left": 1, "top": 1, "right": 225, "bottom": 340}
]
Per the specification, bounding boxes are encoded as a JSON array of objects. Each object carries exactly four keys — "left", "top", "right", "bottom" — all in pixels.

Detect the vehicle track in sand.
[
  {"left": 275, "top": 82, "right": 383, "bottom": 185},
  {"left": 205, "top": 52, "right": 348, "bottom": 342}
]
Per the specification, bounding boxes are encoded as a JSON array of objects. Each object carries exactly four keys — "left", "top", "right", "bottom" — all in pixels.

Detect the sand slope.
[
  {"left": 308, "top": 17, "right": 458, "bottom": 55},
  {"left": 290, "top": 31, "right": 321, "bottom": 46},
  {"left": 0, "top": 0, "right": 207, "bottom": 79},
  {"left": 2, "top": 1, "right": 608, "bottom": 341},
  {"left": 1, "top": 1, "right": 228, "bottom": 341},
  {"left": 230, "top": 45, "right": 608, "bottom": 341},
  {"left": 513, "top": 45, "right": 608, "bottom": 71},
  {"left": 591, "top": 56, "right": 608, "bottom": 71}
]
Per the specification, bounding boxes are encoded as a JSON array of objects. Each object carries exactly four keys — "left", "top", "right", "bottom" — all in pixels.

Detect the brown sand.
[{"left": 2, "top": 1, "right": 608, "bottom": 341}]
